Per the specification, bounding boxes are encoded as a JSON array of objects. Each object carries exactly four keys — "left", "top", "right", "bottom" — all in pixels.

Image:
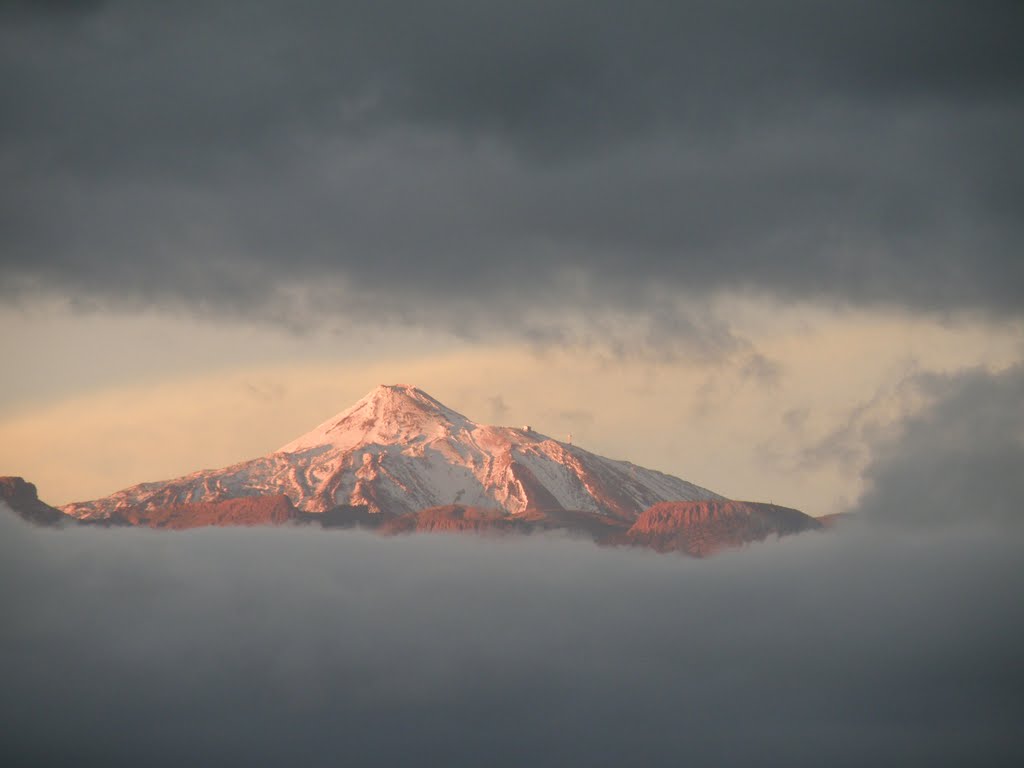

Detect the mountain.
[
  {"left": 22, "top": 383, "right": 823, "bottom": 554},
  {"left": 105, "top": 494, "right": 301, "bottom": 529},
  {"left": 0, "top": 476, "right": 72, "bottom": 526},
  {"left": 626, "top": 501, "right": 821, "bottom": 557},
  {"left": 62, "top": 384, "right": 723, "bottom": 522}
]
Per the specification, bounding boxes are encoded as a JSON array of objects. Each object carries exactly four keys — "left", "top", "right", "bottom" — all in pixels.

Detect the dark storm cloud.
[{"left": 1, "top": 1, "right": 1022, "bottom": 337}]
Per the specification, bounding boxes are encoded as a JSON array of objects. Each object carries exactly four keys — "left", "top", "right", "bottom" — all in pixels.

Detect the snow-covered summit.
[
  {"left": 63, "top": 385, "right": 724, "bottom": 522},
  {"left": 278, "top": 384, "right": 474, "bottom": 454}
]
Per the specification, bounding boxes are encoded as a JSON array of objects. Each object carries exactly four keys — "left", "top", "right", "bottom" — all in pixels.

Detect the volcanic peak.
[
  {"left": 60, "top": 384, "right": 726, "bottom": 523},
  {"left": 277, "top": 384, "right": 475, "bottom": 454}
]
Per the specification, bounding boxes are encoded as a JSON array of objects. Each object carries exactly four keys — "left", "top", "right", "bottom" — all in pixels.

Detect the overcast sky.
[{"left": 3, "top": 1, "right": 1022, "bottom": 320}]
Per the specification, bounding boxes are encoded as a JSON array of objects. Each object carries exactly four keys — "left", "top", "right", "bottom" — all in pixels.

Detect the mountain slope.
[
  {"left": 627, "top": 501, "right": 822, "bottom": 557},
  {"left": 0, "top": 476, "right": 71, "bottom": 526},
  {"left": 62, "top": 384, "right": 722, "bottom": 522},
  {"left": 107, "top": 494, "right": 301, "bottom": 529}
]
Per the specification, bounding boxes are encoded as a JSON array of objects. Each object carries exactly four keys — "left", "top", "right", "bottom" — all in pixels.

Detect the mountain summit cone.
[{"left": 278, "top": 384, "right": 473, "bottom": 454}]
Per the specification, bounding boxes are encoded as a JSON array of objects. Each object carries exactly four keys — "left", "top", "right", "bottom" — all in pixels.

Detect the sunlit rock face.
[
  {"left": 104, "top": 494, "right": 301, "bottom": 529},
  {"left": 627, "top": 501, "right": 822, "bottom": 557}
]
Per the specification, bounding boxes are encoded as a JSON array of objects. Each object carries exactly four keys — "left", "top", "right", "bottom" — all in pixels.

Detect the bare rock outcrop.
[{"left": 627, "top": 500, "right": 822, "bottom": 557}]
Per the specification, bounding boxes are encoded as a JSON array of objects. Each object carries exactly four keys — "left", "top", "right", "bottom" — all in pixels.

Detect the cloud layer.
[
  {"left": 2, "top": 512, "right": 1022, "bottom": 767},
  {"left": 2, "top": 1, "right": 1022, "bottom": 338}
]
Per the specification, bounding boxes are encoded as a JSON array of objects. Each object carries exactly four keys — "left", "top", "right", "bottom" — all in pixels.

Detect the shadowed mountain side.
[
  {"left": 381, "top": 505, "right": 531, "bottom": 535},
  {"left": 627, "top": 501, "right": 822, "bottom": 557},
  {"left": 3, "top": 476, "right": 823, "bottom": 557},
  {"left": 300, "top": 504, "right": 384, "bottom": 529},
  {"left": 0, "top": 477, "right": 72, "bottom": 525},
  {"left": 378, "top": 505, "right": 630, "bottom": 540}
]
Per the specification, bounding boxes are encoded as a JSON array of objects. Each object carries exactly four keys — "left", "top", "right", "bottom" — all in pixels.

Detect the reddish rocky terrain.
[
  {"left": 106, "top": 494, "right": 301, "bottom": 529},
  {"left": 626, "top": 500, "right": 822, "bottom": 557}
]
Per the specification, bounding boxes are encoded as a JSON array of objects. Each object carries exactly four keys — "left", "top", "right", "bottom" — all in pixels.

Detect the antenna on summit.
[{"left": 567, "top": 433, "right": 573, "bottom": 445}]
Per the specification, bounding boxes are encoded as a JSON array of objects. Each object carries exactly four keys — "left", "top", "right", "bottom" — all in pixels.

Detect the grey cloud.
[
  {"left": 782, "top": 407, "right": 809, "bottom": 433},
  {"left": 738, "top": 352, "right": 783, "bottom": 388},
  {"left": 798, "top": 374, "right": 921, "bottom": 473},
  {"left": 857, "top": 364, "right": 1024, "bottom": 527},
  {"left": 0, "top": 0, "right": 1022, "bottom": 342}
]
